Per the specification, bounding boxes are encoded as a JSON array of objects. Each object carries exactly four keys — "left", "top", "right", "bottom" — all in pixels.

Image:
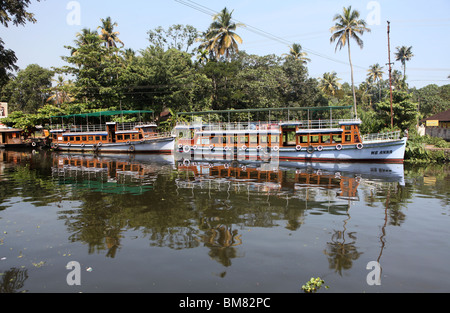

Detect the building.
[
  {"left": 421, "top": 108, "right": 450, "bottom": 141},
  {"left": 0, "top": 102, "right": 8, "bottom": 119}
]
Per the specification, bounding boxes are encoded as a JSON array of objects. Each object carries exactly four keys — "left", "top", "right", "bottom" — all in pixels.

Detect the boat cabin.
[
  {"left": 0, "top": 128, "right": 26, "bottom": 147},
  {"left": 50, "top": 123, "right": 159, "bottom": 146},
  {"left": 178, "top": 119, "right": 362, "bottom": 150}
]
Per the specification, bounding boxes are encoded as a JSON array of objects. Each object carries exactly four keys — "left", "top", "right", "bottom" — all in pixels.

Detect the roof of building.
[{"left": 421, "top": 108, "right": 450, "bottom": 122}]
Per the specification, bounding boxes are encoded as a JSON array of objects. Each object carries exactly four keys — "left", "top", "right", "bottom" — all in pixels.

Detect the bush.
[{"left": 405, "top": 134, "right": 449, "bottom": 163}]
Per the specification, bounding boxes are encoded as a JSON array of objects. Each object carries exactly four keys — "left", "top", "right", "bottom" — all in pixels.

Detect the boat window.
[
  {"left": 102, "top": 136, "right": 107, "bottom": 141},
  {"left": 332, "top": 135, "right": 342, "bottom": 143},
  {"left": 82, "top": 136, "right": 87, "bottom": 141},
  {"left": 354, "top": 135, "right": 360, "bottom": 143},
  {"left": 124, "top": 134, "right": 130, "bottom": 140},
  {"left": 117, "top": 135, "right": 123, "bottom": 141},
  {"left": 239, "top": 136, "right": 248, "bottom": 144},
  {"left": 88, "top": 136, "right": 93, "bottom": 141},
  {"left": 345, "top": 125, "right": 351, "bottom": 131},
  {"left": 222, "top": 136, "right": 227, "bottom": 144},
  {"left": 283, "top": 131, "right": 296, "bottom": 146},
  {"left": 95, "top": 136, "right": 100, "bottom": 141},
  {"left": 211, "top": 136, "right": 219, "bottom": 144},
  {"left": 270, "top": 135, "right": 279, "bottom": 144},
  {"left": 299, "top": 136, "right": 308, "bottom": 144},
  {"left": 260, "top": 135, "right": 268, "bottom": 144},
  {"left": 64, "top": 137, "right": 68, "bottom": 142},
  {"left": 76, "top": 137, "right": 80, "bottom": 141},
  {"left": 322, "top": 135, "right": 331, "bottom": 143},
  {"left": 70, "top": 136, "right": 74, "bottom": 141},
  {"left": 345, "top": 135, "right": 351, "bottom": 142},
  {"left": 250, "top": 136, "right": 258, "bottom": 144},
  {"left": 310, "top": 135, "right": 319, "bottom": 143}
]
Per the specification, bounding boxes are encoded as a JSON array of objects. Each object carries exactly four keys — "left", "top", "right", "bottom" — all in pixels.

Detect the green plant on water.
[{"left": 301, "top": 277, "right": 329, "bottom": 293}]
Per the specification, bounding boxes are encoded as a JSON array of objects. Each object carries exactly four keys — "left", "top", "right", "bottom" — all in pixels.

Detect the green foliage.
[
  {"left": 301, "top": 277, "right": 329, "bottom": 293},
  {"left": 410, "top": 84, "right": 450, "bottom": 118},
  {"left": 375, "top": 90, "right": 418, "bottom": 131},
  {"left": 0, "top": 0, "right": 41, "bottom": 86},
  {"left": 405, "top": 134, "right": 450, "bottom": 163},
  {"left": 2, "top": 64, "right": 53, "bottom": 113}
]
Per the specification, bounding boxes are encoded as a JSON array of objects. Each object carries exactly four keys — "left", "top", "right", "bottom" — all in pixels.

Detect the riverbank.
[{"left": 405, "top": 135, "right": 450, "bottom": 163}]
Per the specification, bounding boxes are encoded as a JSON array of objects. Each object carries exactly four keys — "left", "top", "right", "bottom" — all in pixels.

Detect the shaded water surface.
[{"left": 0, "top": 150, "right": 449, "bottom": 293}]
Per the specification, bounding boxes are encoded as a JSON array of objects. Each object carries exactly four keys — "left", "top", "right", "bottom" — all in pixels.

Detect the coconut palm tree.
[
  {"left": 394, "top": 46, "right": 413, "bottom": 78},
  {"left": 98, "top": 16, "right": 124, "bottom": 48},
  {"left": 319, "top": 72, "right": 342, "bottom": 97},
  {"left": 46, "top": 76, "right": 74, "bottom": 106},
  {"left": 367, "top": 63, "right": 384, "bottom": 101},
  {"left": 283, "top": 43, "right": 311, "bottom": 64},
  {"left": 330, "top": 6, "right": 371, "bottom": 118},
  {"left": 200, "top": 7, "right": 244, "bottom": 60}
]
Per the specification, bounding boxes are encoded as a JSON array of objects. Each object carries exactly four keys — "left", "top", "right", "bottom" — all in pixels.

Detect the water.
[{"left": 0, "top": 149, "right": 449, "bottom": 293}]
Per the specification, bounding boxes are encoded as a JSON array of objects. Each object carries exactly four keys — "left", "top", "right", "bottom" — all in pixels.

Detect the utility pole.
[{"left": 387, "top": 21, "right": 394, "bottom": 128}]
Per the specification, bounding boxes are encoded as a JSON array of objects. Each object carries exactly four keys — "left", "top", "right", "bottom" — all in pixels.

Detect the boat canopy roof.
[
  {"left": 52, "top": 110, "right": 154, "bottom": 119},
  {"left": 176, "top": 106, "right": 352, "bottom": 116}
]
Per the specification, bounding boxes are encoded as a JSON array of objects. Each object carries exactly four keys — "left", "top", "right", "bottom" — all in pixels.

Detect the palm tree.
[
  {"left": 330, "top": 6, "right": 371, "bottom": 118},
  {"left": 200, "top": 7, "right": 244, "bottom": 60},
  {"left": 283, "top": 43, "right": 311, "bottom": 64},
  {"left": 71, "top": 28, "right": 100, "bottom": 55},
  {"left": 46, "top": 76, "right": 74, "bottom": 106},
  {"left": 367, "top": 63, "right": 384, "bottom": 101},
  {"left": 319, "top": 72, "right": 342, "bottom": 97},
  {"left": 98, "top": 17, "right": 124, "bottom": 48},
  {"left": 394, "top": 46, "right": 413, "bottom": 78}
]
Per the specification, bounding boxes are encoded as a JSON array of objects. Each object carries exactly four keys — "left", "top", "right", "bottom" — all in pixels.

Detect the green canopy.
[{"left": 52, "top": 110, "right": 154, "bottom": 119}]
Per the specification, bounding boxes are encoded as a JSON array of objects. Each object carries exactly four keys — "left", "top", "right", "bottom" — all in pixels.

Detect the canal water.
[{"left": 0, "top": 149, "right": 449, "bottom": 293}]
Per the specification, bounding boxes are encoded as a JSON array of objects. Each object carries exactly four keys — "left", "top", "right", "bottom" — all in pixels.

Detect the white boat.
[
  {"left": 173, "top": 107, "right": 407, "bottom": 164},
  {"left": 49, "top": 110, "right": 175, "bottom": 154}
]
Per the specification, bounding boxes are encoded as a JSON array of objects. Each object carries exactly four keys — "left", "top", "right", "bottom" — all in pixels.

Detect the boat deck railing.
[
  {"left": 362, "top": 130, "right": 402, "bottom": 142},
  {"left": 175, "top": 119, "right": 361, "bottom": 132},
  {"left": 49, "top": 122, "right": 155, "bottom": 133}
]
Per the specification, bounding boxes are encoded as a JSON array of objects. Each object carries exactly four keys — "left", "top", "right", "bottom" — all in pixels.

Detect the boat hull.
[
  {"left": 54, "top": 136, "right": 175, "bottom": 154},
  {"left": 177, "top": 137, "right": 407, "bottom": 164}
]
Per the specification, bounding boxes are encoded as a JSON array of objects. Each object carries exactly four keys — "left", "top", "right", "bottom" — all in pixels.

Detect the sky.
[{"left": 2, "top": 0, "right": 450, "bottom": 89}]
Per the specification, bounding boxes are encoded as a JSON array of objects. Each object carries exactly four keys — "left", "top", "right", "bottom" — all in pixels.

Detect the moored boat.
[
  {"left": 49, "top": 110, "right": 175, "bottom": 154},
  {"left": 174, "top": 107, "right": 407, "bottom": 163}
]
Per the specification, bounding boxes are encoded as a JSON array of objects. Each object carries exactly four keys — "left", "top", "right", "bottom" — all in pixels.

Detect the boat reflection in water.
[
  {"left": 175, "top": 157, "right": 405, "bottom": 203},
  {"left": 51, "top": 153, "right": 176, "bottom": 195}
]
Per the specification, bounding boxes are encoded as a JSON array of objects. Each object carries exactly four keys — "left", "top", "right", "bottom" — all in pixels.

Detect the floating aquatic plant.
[{"left": 301, "top": 277, "right": 328, "bottom": 293}]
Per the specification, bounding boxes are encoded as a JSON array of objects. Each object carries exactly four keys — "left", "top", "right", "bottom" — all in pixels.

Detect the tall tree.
[
  {"left": 330, "top": 6, "right": 370, "bottom": 118},
  {"left": 395, "top": 46, "right": 413, "bottom": 78},
  {"left": 200, "top": 7, "right": 244, "bottom": 60},
  {"left": 283, "top": 43, "right": 310, "bottom": 64},
  {"left": 98, "top": 17, "right": 124, "bottom": 48},
  {"left": 147, "top": 24, "right": 199, "bottom": 54},
  {"left": 367, "top": 63, "right": 384, "bottom": 101},
  {"left": 2, "top": 64, "right": 53, "bottom": 113}
]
